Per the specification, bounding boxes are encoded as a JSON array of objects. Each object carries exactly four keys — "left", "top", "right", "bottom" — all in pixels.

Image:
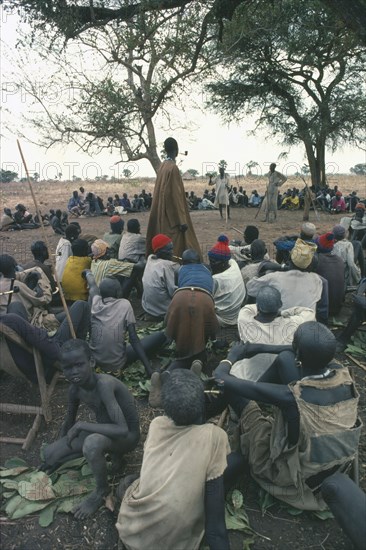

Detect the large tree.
[
  {"left": 4, "top": 0, "right": 366, "bottom": 44},
  {"left": 12, "top": 3, "right": 216, "bottom": 173},
  {"left": 207, "top": 0, "right": 366, "bottom": 186}
]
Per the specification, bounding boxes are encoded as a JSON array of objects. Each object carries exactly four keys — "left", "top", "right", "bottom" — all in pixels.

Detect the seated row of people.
[
  {"left": 0, "top": 204, "right": 41, "bottom": 231},
  {"left": 66, "top": 188, "right": 153, "bottom": 218}
]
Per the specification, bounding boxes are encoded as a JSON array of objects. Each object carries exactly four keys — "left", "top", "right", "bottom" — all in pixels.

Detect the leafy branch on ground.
[{"left": 0, "top": 457, "right": 98, "bottom": 527}]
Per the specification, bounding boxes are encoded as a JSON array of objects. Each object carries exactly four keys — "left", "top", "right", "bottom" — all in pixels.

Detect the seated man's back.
[
  {"left": 232, "top": 301, "right": 315, "bottom": 381},
  {"left": 142, "top": 235, "right": 179, "bottom": 318},
  {"left": 142, "top": 255, "right": 179, "bottom": 317},
  {"left": 90, "top": 294, "right": 136, "bottom": 372}
]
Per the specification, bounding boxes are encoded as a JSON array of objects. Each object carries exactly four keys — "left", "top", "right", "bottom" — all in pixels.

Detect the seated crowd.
[{"left": 0, "top": 207, "right": 365, "bottom": 550}]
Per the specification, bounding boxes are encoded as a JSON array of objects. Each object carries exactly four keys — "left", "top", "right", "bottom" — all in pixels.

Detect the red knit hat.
[
  {"left": 152, "top": 234, "right": 172, "bottom": 253},
  {"left": 208, "top": 235, "right": 231, "bottom": 261},
  {"left": 110, "top": 215, "right": 122, "bottom": 224},
  {"left": 316, "top": 232, "right": 335, "bottom": 253},
  {"left": 335, "top": 191, "right": 342, "bottom": 197}
]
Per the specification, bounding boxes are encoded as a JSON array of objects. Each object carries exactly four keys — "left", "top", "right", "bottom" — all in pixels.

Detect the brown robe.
[{"left": 146, "top": 160, "right": 201, "bottom": 258}]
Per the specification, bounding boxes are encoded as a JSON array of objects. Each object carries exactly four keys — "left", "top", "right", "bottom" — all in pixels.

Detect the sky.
[{"left": 1, "top": 6, "right": 365, "bottom": 182}]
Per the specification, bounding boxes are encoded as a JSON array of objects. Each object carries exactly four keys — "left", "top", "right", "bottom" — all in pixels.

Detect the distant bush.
[
  {"left": 0, "top": 169, "right": 18, "bottom": 183},
  {"left": 350, "top": 163, "right": 366, "bottom": 176}
]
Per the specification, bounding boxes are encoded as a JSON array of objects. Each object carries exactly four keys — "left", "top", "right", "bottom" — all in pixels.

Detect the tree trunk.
[
  {"left": 316, "top": 139, "right": 327, "bottom": 187},
  {"left": 149, "top": 151, "right": 162, "bottom": 173},
  {"left": 303, "top": 188, "right": 311, "bottom": 221},
  {"left": 304, "top": 142, "right": 318, "bottom": 187},
  {"left": 145, "top": 117, "right": 162, "bottom": 174},
  {"left": 304, "top": 140, "right": 327, "bottom": 188}
]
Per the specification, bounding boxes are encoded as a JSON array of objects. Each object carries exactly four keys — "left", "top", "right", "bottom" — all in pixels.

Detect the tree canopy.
[
  {"left": 4, "top": 0, "right": 366, "bottom": 177},
  {"left": 0, "top": 169, "right": 18, "bottom": 183},
  {"left": 3, "top": 0, "right": 366, "bottom": 44},
  {"left": 207, "top": 0, "right": 366, "bottom": 186},
  {"left": 13, "top": 2, "right": 216, "bottom": 173},
  {"left": 350, "top": 163, "right": 366, "bottom": 176}
]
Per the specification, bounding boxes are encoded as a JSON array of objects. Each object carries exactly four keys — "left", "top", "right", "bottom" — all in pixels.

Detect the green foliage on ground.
[{"left": 0, "top": 457, "right": 96, "bottom": 527}]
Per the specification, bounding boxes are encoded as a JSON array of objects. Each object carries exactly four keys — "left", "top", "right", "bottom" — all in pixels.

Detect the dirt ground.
[{"left": 0, "top": 178, "right": 365, "bottom": 550}]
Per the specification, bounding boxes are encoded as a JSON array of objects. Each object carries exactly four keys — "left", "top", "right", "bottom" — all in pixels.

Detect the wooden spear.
[
  {"left": 299, "top": 175, "right": 320, "bottom": 222},
  {"left": 17, "top": 140, "right": 76, "bottom": 338}
]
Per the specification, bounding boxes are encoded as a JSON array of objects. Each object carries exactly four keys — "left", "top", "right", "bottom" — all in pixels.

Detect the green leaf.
[
  {"left": 81, "top": 463, "right": 93, "bottom": 477},
  {"left": 3, "top": 458, "right": 29, "bottom": 469},
  {"left": 3, "top": 491, "right": 16, "bottom": 499},
  {"left": 4, "top": 495, "right": 23, "bottom": 517},
  {"left": 284, "top": 506, "right": 304, "bottom": 516},
  {"left": 39, "top": 502, "right": 57, "bottom": 527},
  {"left": 55, "top": 457, "right": 87, "bottom": 472},
  {"left": 11, "top": 498, "right": 52, "bottom": 519},
  {"left": 53, "top": 473, "right": 95, "bottom": 498},
  {"left": 312, "top": 509, "right": 334, "bottom": 520},
  {"left": 225, "top": 508, "right": 251, "bottom": 532},
  {"left": 344, "top": 344, "right": 365, "bottom": 356},
  {"left": 1, "top": 480, "right": 19, "bottom": 490},
  {"left": 138, "top": 380, "right": 151, "bottom": 393},
  {"left": 0, "top": 466, "right": 29, "bottom": 477},
  {"left": 243, "top": 536, "right": 256, "bottom": 550},
  {"left": 18, "top": 472, "right": 55, "bottom": 501},
  {"left": 231, "top": 489, "right": 244, "bottom": 509},
  {"left": 57, "top": 496, "right": 83, "bottom": 514},
  {"left": 258, "top": 488, "right": 275, "bottom": 514}
]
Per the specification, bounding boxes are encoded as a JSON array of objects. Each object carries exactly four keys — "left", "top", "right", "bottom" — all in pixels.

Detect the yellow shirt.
[{"left": 61, "top": 256, "right": 91, "bottom": 301}]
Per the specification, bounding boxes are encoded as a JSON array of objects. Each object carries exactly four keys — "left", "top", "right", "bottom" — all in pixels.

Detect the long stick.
[
  {"left": 299, "top": 175, "right": 320, "bottom": 222},
  {"left": 231, "top": 226, "right": 242, "bottom": 236},
  {"left": 345, "top": 353, "right": 366, "bottom": 373},
  {"left": 255, "top": 189, "right": 266, "bottom": 220},
  {"left": 17, "top": 140, "right": 76, "bottom": 338}
]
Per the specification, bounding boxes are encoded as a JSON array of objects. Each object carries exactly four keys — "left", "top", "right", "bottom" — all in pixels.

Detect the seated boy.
[
  {"left": 116, "top": 369, "right": 230, "bottom": 550},
  {"left": 41, "top": 339, "right": 140, "bottom": 519}
]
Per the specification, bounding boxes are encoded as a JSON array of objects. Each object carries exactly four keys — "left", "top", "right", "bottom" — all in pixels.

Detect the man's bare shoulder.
[{"left": 95, "top": 374, "right": 131, "bottom": 395}]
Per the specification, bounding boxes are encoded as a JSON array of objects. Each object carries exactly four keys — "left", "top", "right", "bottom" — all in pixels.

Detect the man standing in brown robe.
[{"left": 146, "top": 137, "right": 201, "bottom": 259}]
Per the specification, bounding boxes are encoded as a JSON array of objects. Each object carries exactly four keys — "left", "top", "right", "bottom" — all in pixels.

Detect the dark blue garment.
[{"left": 178, "top": 264, "right": 213, "bottom": 294}]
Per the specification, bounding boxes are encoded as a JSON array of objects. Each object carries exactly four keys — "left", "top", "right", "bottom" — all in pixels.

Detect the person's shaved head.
[
  {"left": 99, "top": 278, "right": 122, "bottom": 299},
  {"left": 0, "top": 254, "right": 17, "bottom": 278},
  {"left": 293, "top": 321, "right": 336, "bottom": 370},
  {"left": 182, "top": 249, "right": 200, "bottom": 264},
  {"left": 164, "top": 137, "right": 178, "bottom": 157},
  {"left": 162, "top": 369, "right": 205, "bottom": 426}
]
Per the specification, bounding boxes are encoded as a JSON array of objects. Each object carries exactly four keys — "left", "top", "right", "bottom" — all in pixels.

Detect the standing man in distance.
[
  {"left": 209, "top": 166, "right": 231, "bottom": 220},
  {"left": 262, "top": 163, "right": 287, "bottom": 222},
  {"left": 146, "top": 137, "right": 201, "bottom": 259}
]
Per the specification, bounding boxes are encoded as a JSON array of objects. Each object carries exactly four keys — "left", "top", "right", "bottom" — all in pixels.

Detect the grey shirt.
[
  {"left": 90, "top": 296, "right": 135, "bottom": 372},
  {"left": 142, "top": 256, "right": 179, "bottom": 317},
  {"left": 118, "top": 232, "right": 146, "bottom": 262}
]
